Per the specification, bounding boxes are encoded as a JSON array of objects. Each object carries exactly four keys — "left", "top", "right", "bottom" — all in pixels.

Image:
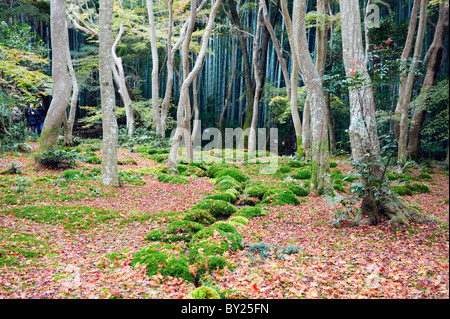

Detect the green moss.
[
  {"left": 215, "top": 178, "right": 242, "bottom": 192},
  {"left": 157, "top": 173, "right": 189, "bottom": 185},
  {"left": 282, "top": 182, "right": 309, "bottom": 197},
  {"left": 288, "top": 160, "right": 306, "bottom": 168},
  {"left": 229, "top": 216, "right": 249, "bottom": 225},
  {"left": 330, "top": 161, "right": 338, "bottom": 168},
  {"left": 185, "top": 286, "right": 221, "bottom": 299},
  {"left": 415, "top": 172, "right": 433, "bottom": 181},
  {"left": 146, "top": 220, "right": 204, "bottom": 243},
  {"left": 86, "top": 156, "right": 101, "bottom": 164},
  {"left": 392, "top": 182, "right": 431, "bottom": 196},
  {"left": 204, "top": 192, "right": 237, "bottom": 204},
  {"left": 206, "top": 163, "right": 234, "bottom": 178},
  {"left": 130, "top": 243, "right": 193, "bottom": 283},
  {"left": 278, "top": 166, "right": 292, "bottom": 174},
  {"left": 182, "top": 209, "right": 216, "bottom": 226},
  {"left": 291, "top": 169, "right": 311, "bottom": 180},
  {"left": 192, "top": 199, "right": 238, "bottom": 218},
  {"left": 238, "top": 206, "right": 268, "bottom": 219},
  {"left": 215, "top": 168, "right": 249, "bottom": 183},
  {"left": 261, "top": 189, "right": 300, "bottom": 206},
  {"left": 243, "top": 182, "right": 268, "bottom": 199},
  {"left": 61, "top": 169, "right": 86, "bottom": 180}
]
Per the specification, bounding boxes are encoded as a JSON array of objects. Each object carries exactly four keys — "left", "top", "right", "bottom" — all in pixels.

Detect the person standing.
[{"left": 26, "top": 104, "right": 39, "bottom": 134}]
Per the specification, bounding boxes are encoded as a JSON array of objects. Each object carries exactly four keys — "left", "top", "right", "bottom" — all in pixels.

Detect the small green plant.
[
  {"left": 185, "top": 286, "right": 221, "bottom": 299},
  {"left": 35, "top": 147, "right": 78, "bottom": 169}
]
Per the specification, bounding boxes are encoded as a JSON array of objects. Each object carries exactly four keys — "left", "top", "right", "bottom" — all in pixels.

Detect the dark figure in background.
[
  {"left": 37, "top": 103, "right": 47, "bottom": 134},
  {"left": 26, "top": 104, "right": 42, "bottom": 135}
]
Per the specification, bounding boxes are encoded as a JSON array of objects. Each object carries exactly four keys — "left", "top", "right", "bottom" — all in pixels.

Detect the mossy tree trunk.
[
  {"left": 39, "top": 0, "right": 72, "bottom": 154},
  {"left": 339, "top": 0, "right": 437, "bottom": 226}
]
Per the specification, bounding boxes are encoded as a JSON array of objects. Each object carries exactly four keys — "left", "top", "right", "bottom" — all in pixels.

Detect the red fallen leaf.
[{"left": 252, "top": 283, "right": 259, "bottom": 291}]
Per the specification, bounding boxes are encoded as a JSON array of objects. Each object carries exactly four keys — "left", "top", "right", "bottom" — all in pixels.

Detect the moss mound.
[
  {"left": 185, "top": 286, "right": 221, "bottom": 299},
  {"left": 146, "top": 220, "right": 204, "bottom": 243},
  {"left": 261, "top": 189, "right": 300, "bottom": 206},
  {"left": 229, "top": 216, "right": 249, "bottom": 225},
  {"left": 182, "top": 209, "right": 216, "bottom": 226},
  {"left": 192, "top": 199, "right": 238, "bottom": 218},
  {"left": 157, "top": 173, "right": 189, "bottom": 185},
  {"left": 282, "top": 182, "right": 309, "bottom": 197},
  {"left": 204, "top": 192, "right": 237, "bottom": 204},
  {"left": 130, "top": 243, "right": 193, "bottom": 283},
  {"left": 392, "top": 182, "right": 431, "bottom": 196},
  {"left": 291, "top": 169, "right": 311, "bottom": 180},
  {"left": 243, "top": 181, "right": 268, "bottom": 199},
  {"left": 215, "top": 168, "right": 249, "bottom": 183},
  {"left": 238, "top": 206, "right": 267, "bottom": 219}
]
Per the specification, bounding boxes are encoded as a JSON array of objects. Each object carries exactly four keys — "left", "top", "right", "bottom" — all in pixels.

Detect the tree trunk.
[
  {"left": 280, "top": 0, "right": 302, "bottom": 154},
  {"left": 248, "top": 6, "right": 263, "bottom": 156},
  {"left": 39, "top": 0, "right": 72, "bottom": 154},
  {"left": 294, "top": 0, "right": 330, "bottom": 193},
  {"left": 396, "top": 0, "right": 427, "bottom": 170},
  {"left": 147, "top": 0, "right": 161, "bottom": 134},
  {"left": 64, "top": 17, "right": 78, "bottom": 146},
  {"left": 339, "top": 0, "right": 435, "bottom": 226},
  {"left": 167, "top": 0, "right": 223, "bottom": 172},
  {"left": 407, "top": 1, "right": 449, "bottom": 161},
  {"left": 393, "top": 0, "right": 421, "bottom": 140},
  {"left": 99, "top": 0, "right": 118, "bottom": 186}
]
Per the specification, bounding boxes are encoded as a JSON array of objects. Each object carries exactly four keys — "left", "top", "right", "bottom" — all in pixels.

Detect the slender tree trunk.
[
  {"left": 167, "top": 0, "right": 223, "bottom": 172},
  {"left": 293, "top": 0, "right": 329, "bottom": 193},
  {"left": 397, "top": 0, "right": 427, "bottom": 170},
  {"left": 64, "top": 18, "right": 78, "bottom": 146},
  {"left": 339, "top": 0, "right": 433, "bottom": 226},
  {"left": 99, "top": 0, "right": 118, "bottom": 186},
  {"left": 280, "top": 0, "right": 302, "bottom": 154},
  {"left": 248, "top": 6, "right": 263, "bottom": 156},
  {"left": 394, "top": 0, "right": 421, "bottom": 140},
  {"left": 147, "top": 0, "right": 161, "bottom": 134},
  {"left": 408, "top": 1, "right": 449, "bottom": 161},
  {"left": 39, "top": 0, "right": 72, "bottom": 154},
  {"left": 219, "top": 35, "right": 236, "bottom": 131}
]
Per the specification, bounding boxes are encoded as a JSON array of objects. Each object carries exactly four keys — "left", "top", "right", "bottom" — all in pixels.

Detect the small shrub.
[
  {"left": 192, "top": 199, "right": 238, "bottom": 218},
  {"left": 261, "top": 189, "right": 300, "bottom": 206},
  {"left": 34, "top": 147, "right": 77, "bottom": 169},
  {"left": 182, "top": 209, "right": 216, "bottom": 226},
  {"left": 238, "top": 206, "right": 267, "bottom": 219},
  {"left": 185, "top": 286, "right": 221, "bottom": 299}
]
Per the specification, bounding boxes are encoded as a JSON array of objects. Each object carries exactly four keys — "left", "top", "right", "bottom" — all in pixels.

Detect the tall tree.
[
  {"left": 99, "top": 0, "right": 118, "bottom": 186},
  {"left": 396, "top": 0, "right": 428, "bottom": 170},
  {"left": 339, "top": 0, "right": 433, "bottom": 226},
  {"left": 293, "top": 0, "right": 330, "bottom": 193},
  {"left": 38, "top": 0, "right": 72, "bottom": 153},
  {"left": 408, "top": 0, "right": 449, "bottom": 161}
]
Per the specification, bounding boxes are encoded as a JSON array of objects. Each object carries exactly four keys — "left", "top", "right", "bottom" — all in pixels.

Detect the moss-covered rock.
[
  {"left": 157, "top": 173, "right": 189, "bottom": 185},
  {"left": 415, "top": 172, "right": 433, "bottom": 181},
  {"left": 261, "top": 189, "right": 300, "bottom": 206},
  {"left": 392, "top": 182, "right": 431, "bottom": 196},
  {"left": 182, "top": 209, "right": 216, "bottom": 226},
  {"left": 185, "top": 286, "right": 221, "bottom": 299},
  {"left": 130, "top": 243, "right": 193, "bottom": 283},
  {"left": 146, "top": 220, "right": 204, "bottom": 243},
  {"left": 214, "top": 176, "right": 243, "bottom": 192},
  {"left": 291, "top": 169, "right": 312, "bottom": 180},
  {"left": 181, "top": 166, "right": 206, "bottom": 177},
  {"left": 237, "top": 206, "right": 267, "bottom": 219},
  {"left": 191, "top": 199, "right": 238, "bottom": 218},
  {"left": 229, "top": 216, "right": 249, "bottom": 225}
]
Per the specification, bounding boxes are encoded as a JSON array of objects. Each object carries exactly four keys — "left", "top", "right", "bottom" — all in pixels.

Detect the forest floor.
[{"left": 0, "top": 140, "right": 448, "bottom": 299}]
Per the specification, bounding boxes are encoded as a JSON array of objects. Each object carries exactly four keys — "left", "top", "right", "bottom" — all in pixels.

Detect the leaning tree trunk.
[
  {"left": 407, "top": 1, "right": 449, "bottom": 161},
  {"left": 99, "top": 0, "right": 118, "bottom": 186},
  {"left": 39, "top": 0, "right": 72, "bottom": 154},
  {"left": 339, "top": 0, "right": 435, "bottom": 226},
  {"left": 294, "top": 0, "right": 330, "bottom": 193}
]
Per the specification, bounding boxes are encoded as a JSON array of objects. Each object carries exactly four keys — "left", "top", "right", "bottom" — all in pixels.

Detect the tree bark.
[
  {"left": 339, "top": 0, "right": 434, "bottom": 226},
  {"left": 396, "top": 0, "right": 427, "bottom": 170},
  {"left": 64, "top": 17, "right": 78, "bottom": 146},
  {"left": 294, "top": 0, "right": 330, "bottom": 193},
  {"left": 147, "top": 0, "right": 161, "bottom": 134},
  {"left": 167, "top": 0, "right": 223, "bottom": 172},
  {"left": 219, "top": 35, "right": 236, "bottom": 131},
  {"left": 99, "top": 0, "right": 118, "bottom": 186},
  {"left": 39, "top": 0, "right": 72, "bottom": 154},
  {"left": 407, "top": 1, "right": 449, "bottom": 161}
]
